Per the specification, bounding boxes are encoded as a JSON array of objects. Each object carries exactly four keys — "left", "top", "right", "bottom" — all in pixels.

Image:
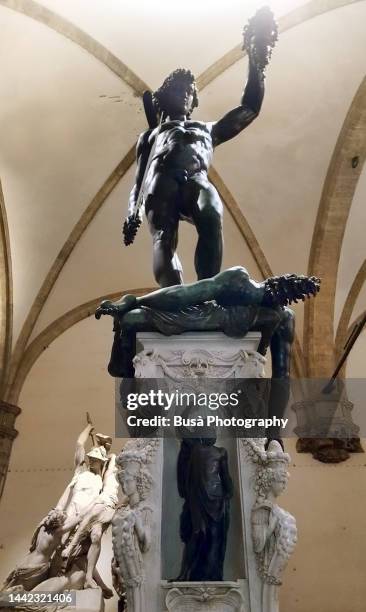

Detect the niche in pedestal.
[{"left": 161, "top": 437, "right": 246, "bottom": 581}]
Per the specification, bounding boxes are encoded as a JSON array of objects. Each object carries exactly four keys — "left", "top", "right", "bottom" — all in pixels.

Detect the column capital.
[
  {"left": 0, "top": 401, "right": 21, "bottom": 498},
  {"left": 0, "top": 400, "right": 21, "bottom": 440}
]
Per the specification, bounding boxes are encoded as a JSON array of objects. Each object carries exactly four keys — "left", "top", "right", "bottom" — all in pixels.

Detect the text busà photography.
[{"left": 0, "top": 1, "right": 365, "bottom": 612}]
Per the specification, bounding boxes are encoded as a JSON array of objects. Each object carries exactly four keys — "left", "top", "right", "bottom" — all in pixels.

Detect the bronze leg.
[
  {"left": 145, "top": 185, "right": 183, "bottom": 287},
  {"left": 190, "top": 181, "right": 223, "bottom": 280}
]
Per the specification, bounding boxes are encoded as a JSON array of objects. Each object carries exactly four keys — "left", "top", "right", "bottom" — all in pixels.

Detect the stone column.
[{"left": 0, "top": 400, "right": 21, "bottom": 498}]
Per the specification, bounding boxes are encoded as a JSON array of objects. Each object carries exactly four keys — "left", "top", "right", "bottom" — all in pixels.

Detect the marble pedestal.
[{"left": 114, "top": 332, "right": 296, "bottom": 612}]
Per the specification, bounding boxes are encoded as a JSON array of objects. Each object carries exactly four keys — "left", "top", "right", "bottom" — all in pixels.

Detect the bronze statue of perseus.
[{"left": 123, "top": 7, "right": 278, "bottom": 288}]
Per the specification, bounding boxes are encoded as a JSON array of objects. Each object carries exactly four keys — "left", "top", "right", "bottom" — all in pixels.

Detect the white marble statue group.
[
  {"left": 2, "top": 418, "right": 296, "bottom": 612},
  {"left": 1, "top": 419, "right": 118, "bottom": 600}
]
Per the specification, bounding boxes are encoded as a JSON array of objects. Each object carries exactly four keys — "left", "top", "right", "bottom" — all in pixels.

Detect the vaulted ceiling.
[{"left": 0, "top": 0, "right": 365, "bottom": 404}]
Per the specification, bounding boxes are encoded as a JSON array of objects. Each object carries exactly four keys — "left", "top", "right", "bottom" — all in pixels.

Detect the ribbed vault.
[
  {"left": 0, "top": 181, "right": 12, "bottom": 397},
  {"left": 197, "top": 0, "right": 364, "bottom": 89},
  {"left": 0, "top": 0, "right": 149, "bottom": 94},
  {"left": 7, "top": 288, "right": 153, "bottom": 404},
  {"left": 335, "top": 259, "right": 366, "bottom": 360},
  {"left": 304, "top": 76, "right": 366, "bottom": 377}
]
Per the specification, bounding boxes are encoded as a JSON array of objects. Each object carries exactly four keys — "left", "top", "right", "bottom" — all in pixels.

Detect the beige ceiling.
[{"left": 0, "top": 0, "right": 365, "bottom": 401}]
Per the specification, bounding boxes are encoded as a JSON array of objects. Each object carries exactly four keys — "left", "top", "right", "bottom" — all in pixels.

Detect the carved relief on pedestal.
[
  {"left": 241, "top": 439, "right": 297, "bottom": 612},
  {"left": 134, "top": 347, "right": 266, "bottom": 381},
  {"left": 164, "top": 582, "right": 244, "bottom": 612},
  {"left": 112, "top": 438, "right": 160, "bottom": 612}
]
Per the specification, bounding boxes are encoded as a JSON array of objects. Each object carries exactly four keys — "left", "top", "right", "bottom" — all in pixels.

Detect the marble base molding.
[
  {"left": 134, "top": 332, "right": 266, "bottom": 380},
  {"left": 162, "top": 581, "right": 246, "bottom": 612}
]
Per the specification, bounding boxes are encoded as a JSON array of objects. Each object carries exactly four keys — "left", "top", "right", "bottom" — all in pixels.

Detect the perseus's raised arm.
[
  {"left": 211, "top": 56, "right": 264, "bottom": 147},
  {"left": 212, "top": 7, "right": 277, "bottom": 146}
]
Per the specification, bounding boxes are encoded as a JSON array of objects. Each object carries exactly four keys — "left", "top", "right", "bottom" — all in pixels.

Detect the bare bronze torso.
[
  {"left": 148, "top": 120, "right": 214, "bottom": 176},
  {"left": 123, "top": 60, "right": 266, "bottom": 287}
]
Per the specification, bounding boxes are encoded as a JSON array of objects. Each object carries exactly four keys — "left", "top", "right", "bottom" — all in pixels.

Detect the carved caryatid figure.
[
  {"left": 243, "top": 439, "right": 297, "bottom": 612},
  {"left": 123, "top": 8, "right": 278, "bottom": 287},
  {"left": 112, "top": 439, "right": 159, "bottom": 612}
]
